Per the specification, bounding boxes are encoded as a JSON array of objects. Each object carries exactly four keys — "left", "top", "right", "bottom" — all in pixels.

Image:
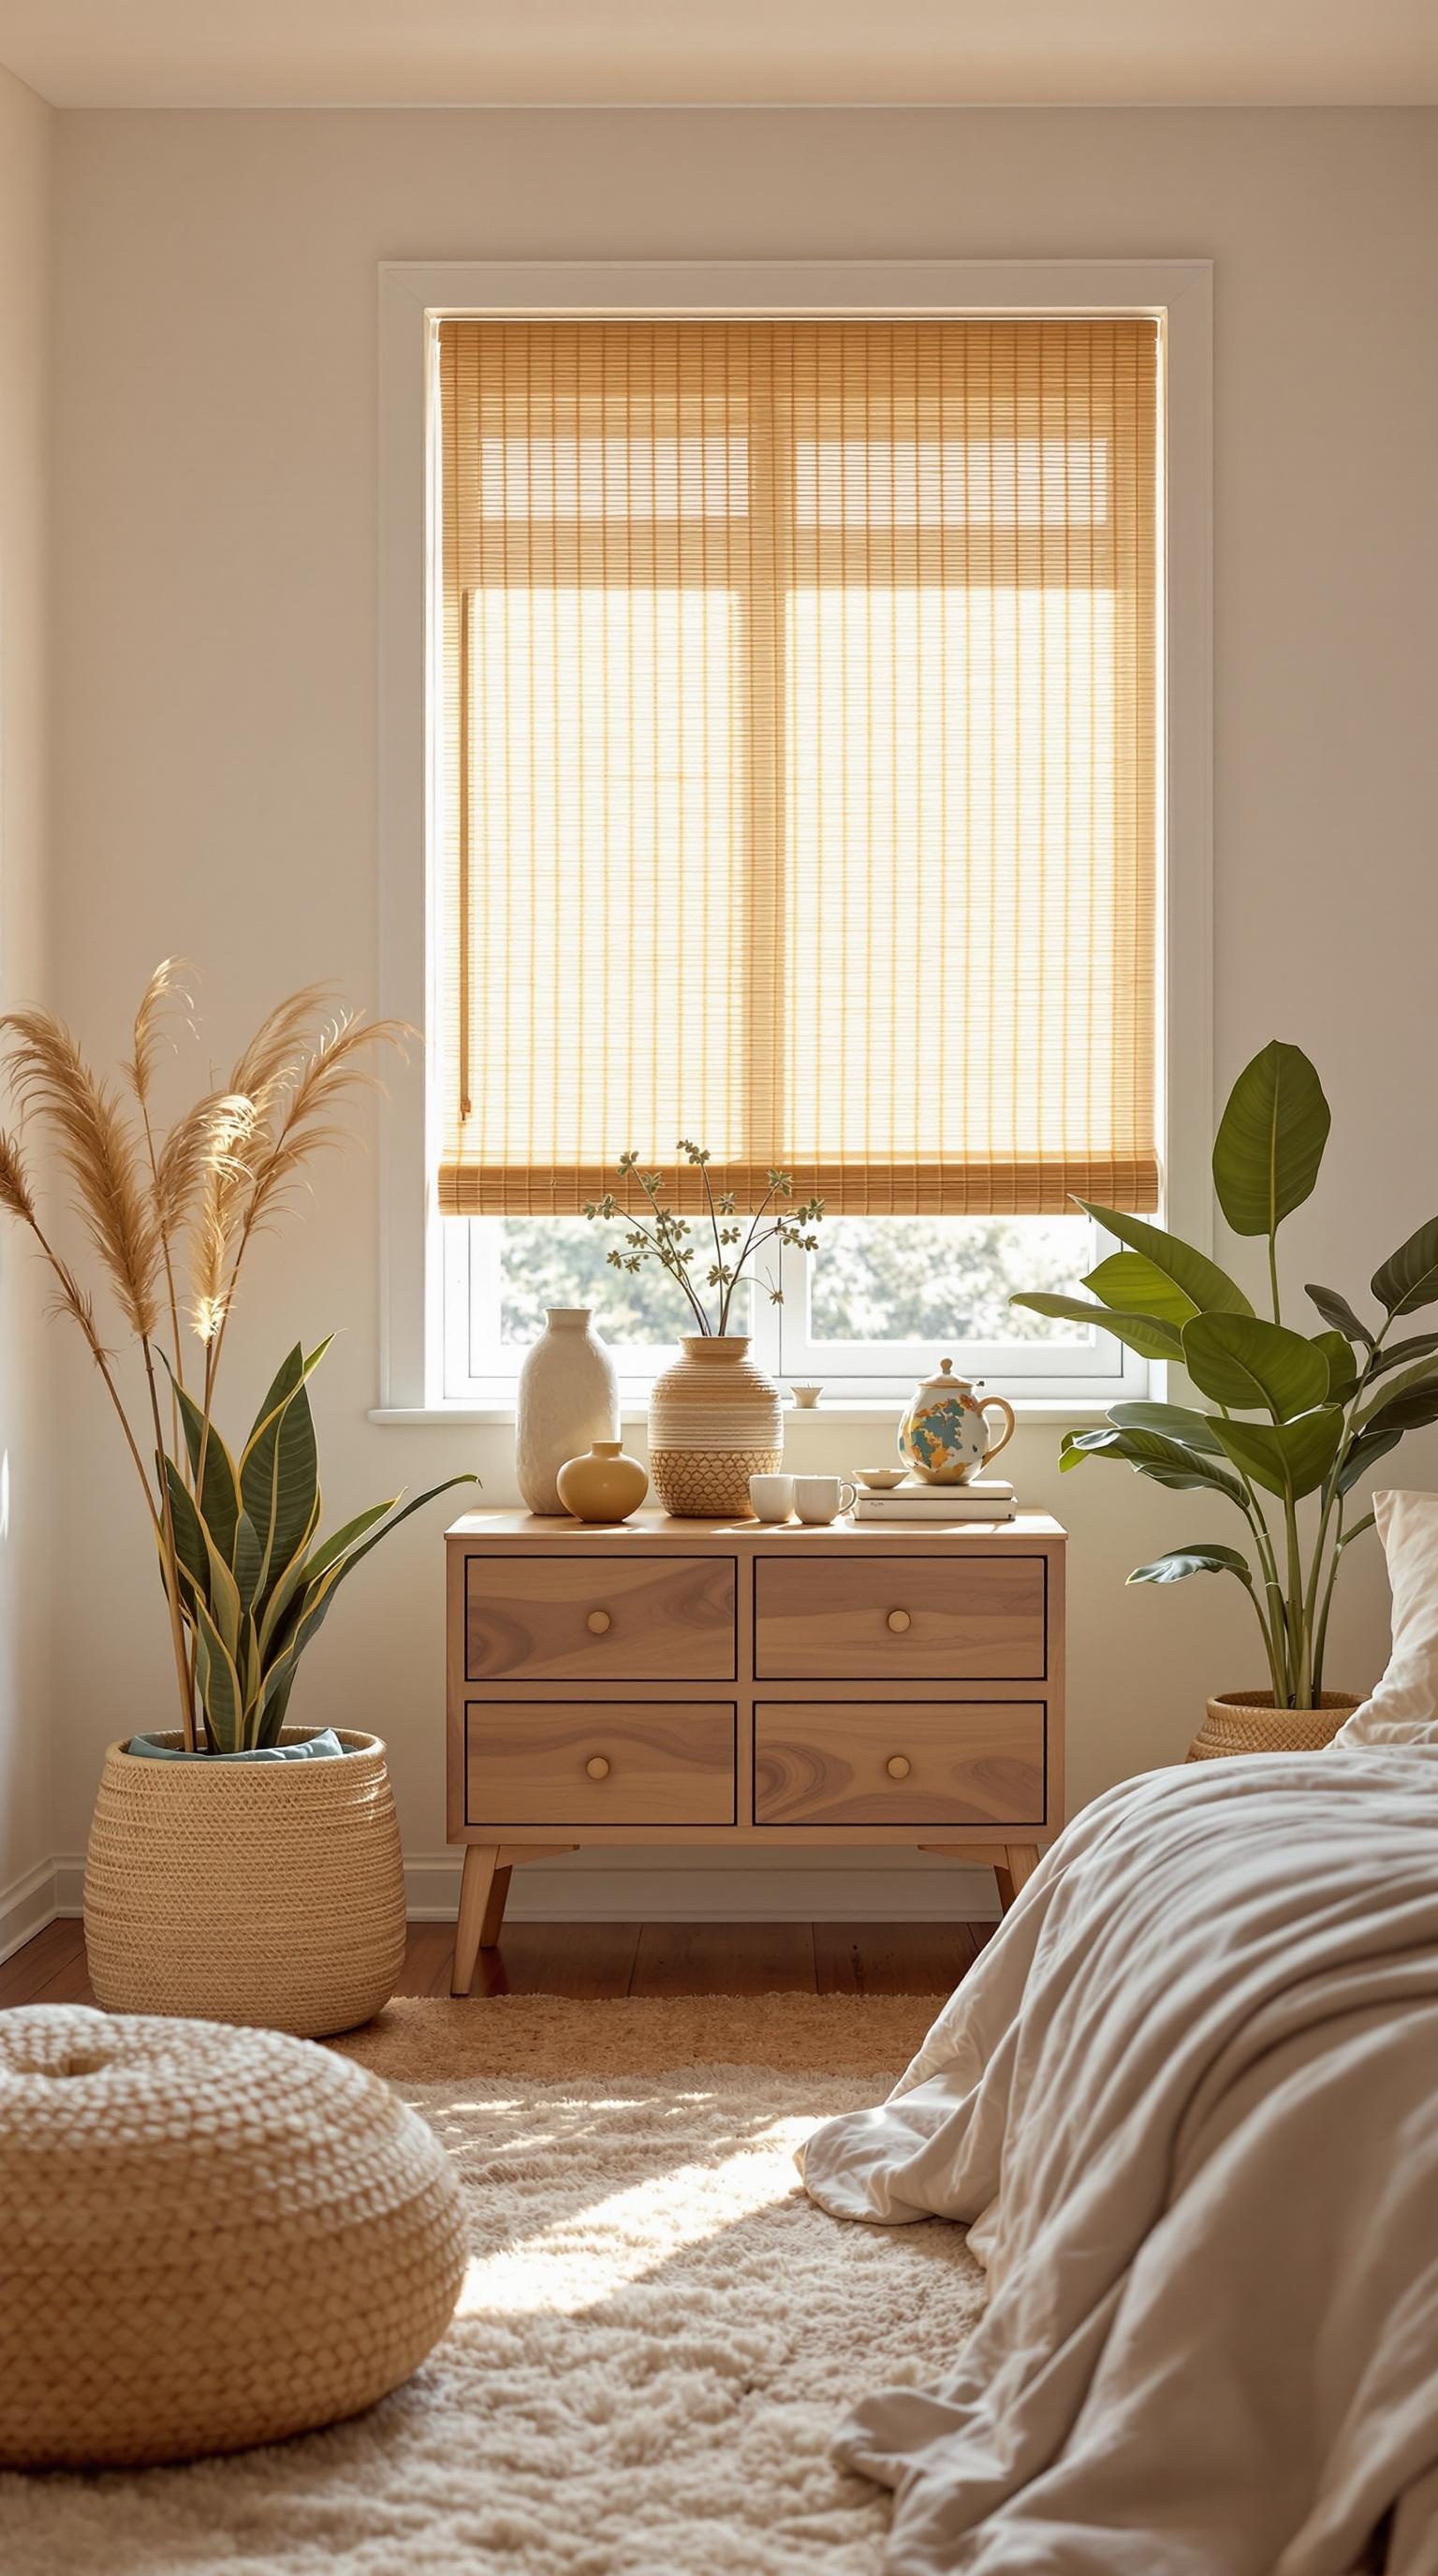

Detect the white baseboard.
[
  {"left": 401, "top": 1850, "right": 1002, "bottom": 1924},
  {"left": 0, "top": 1859, "right": 60, "bottom": 1965},
  {"left": 45, "top": 1849, "right": 1001, "bottom": 1928}
]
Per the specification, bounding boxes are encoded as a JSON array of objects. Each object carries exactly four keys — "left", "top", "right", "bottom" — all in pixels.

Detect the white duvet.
[{"left": 798, "top": 1752, "right": 1438, "bottom": 2575}]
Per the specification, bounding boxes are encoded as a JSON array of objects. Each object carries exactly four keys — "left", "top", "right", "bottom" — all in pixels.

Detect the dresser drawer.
[
  {"left": 753, "top": 1556, "right": 1046, "bottom": 1681},
  {"left": 465, "top": 1555, "right": 736, "bottom": 1682},
  {"left": 754, "top": 1702, "right": 1046, "bottom": 1828},
  {"left": 465, "top": 1703, "right": 736, "bottom": 1827}
]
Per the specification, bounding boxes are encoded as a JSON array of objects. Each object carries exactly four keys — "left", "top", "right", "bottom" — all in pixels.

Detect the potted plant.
[
  {"left": 585, "top": 1144, "right": 824, "bottom": 1515},
  {"left": 0, "top": 964, "right": 476, "bottom": 2032},
  {"left": 1012, "top": 1041, "right": 1438, "bottom": 1756}
]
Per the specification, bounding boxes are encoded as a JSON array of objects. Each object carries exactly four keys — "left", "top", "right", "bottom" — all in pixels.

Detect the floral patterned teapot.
[{"left": 897, "top": 1359, "right": 1017, "bottom": 1486}]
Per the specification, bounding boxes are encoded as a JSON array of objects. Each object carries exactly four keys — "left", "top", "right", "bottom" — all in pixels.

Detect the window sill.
[{"left": 368, "top": 1398, "right": 1112, "bottom": 1428}]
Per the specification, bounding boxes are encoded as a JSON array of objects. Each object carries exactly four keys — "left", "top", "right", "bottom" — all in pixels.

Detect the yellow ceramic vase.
[{"left": 555, "top": 1440, "right": 650, "bottom": 1524}]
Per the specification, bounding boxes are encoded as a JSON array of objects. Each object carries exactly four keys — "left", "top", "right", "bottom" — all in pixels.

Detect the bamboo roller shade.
[{"left": 438, "top": 318, "right": 1158, "bottom": 1217}]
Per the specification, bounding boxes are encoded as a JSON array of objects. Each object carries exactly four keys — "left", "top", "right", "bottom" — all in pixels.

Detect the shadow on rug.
[{"left": 3, "top": 1994, "right": 982, "bottom": 2576}]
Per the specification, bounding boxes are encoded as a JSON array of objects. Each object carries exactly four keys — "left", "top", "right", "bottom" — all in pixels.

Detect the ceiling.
[{"left": 0, "top": 0, "right": 1433, "bottom": 110}]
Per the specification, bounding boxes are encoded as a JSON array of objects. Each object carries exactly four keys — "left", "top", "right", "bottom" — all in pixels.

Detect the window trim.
[
  {"left": 374, "top": 256, "right": 1211, "bottom": 1416},
  {"left": 438, "top": 1213, "right": 1147, "bottom": 1409},
  {"left": 770, "top": 1223, "right": 1146, "bottom": 1403}
]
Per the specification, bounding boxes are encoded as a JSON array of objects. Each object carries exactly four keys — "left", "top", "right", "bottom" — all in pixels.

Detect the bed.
[{"left": 798, "top": 1495, "right": 1438, "bottom": 2575}]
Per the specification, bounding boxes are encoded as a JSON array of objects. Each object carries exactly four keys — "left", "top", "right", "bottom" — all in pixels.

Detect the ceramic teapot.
[{"left": 897, "top": 1358, "right": 1017, "bottom": 1486}]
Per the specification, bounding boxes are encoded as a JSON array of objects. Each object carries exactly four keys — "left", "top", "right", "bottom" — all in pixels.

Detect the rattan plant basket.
[
  {"left": 84, "top": 1729, "right": 407, "bottom": 2037},
  {"left": 1185, "top": 1690, "right": 1360, "bottom": 1762}
]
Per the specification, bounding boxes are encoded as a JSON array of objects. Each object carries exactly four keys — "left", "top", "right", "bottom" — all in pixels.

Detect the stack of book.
[{"left": 853, "top": 1477, "right": 1016, "bottom": 1523}]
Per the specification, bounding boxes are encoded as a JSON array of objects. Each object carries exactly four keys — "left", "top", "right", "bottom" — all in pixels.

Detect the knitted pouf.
[{"left": 0, "top": 2006, "right": 467, "bottom": 2469}]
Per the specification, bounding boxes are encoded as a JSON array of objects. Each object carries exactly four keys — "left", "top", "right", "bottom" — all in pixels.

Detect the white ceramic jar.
[{"left": 516, "top": 1309, "right": 620, "bottom": 1515}]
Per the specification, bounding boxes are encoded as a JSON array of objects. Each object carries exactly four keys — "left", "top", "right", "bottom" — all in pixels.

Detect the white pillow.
[{"left": 1333, "top": 1490, "right": 1438, "bottom": 1747}]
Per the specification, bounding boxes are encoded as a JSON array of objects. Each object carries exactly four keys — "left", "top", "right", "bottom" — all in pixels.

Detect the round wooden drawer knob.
[
  {"left": 586, "top": 1609, "right": 612, "bottom": 1635},
  {"left": 585, "top": 1755, "right": 611, "bottom": 1780},
  {"left": 886, "top": 1608, "right": 912, "bottom": 1633},
  {"left": 886, "top": 1754, "right": 912, "bottom": 1780}
]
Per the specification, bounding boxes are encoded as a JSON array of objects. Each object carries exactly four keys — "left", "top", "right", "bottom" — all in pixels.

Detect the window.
[
  {"left": 426, "top": 307, "right": 1163, "bottom": 1404},
  {"left": 441, "top": 1206, "right": 1127, "bottom": 1401}
]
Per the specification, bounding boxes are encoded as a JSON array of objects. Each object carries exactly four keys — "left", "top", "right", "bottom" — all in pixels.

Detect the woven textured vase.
[
  {"left": 0, "top": 2005, "right": 465, "bottom": 2469},
  {"left": 1185, "top": 1690, "right": 1360, "bottom": 1762},
  {"left": 648, "top": 1336, "right": 783, "bottom": 1517},
  {"left": 84, "top": 1729, "right": 407, "bottom": 2037}
]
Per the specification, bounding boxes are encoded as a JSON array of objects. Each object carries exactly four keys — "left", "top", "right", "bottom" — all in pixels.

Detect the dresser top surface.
[{"left": 448, "top": 1508, "right": 1064, "bottom": 1546}]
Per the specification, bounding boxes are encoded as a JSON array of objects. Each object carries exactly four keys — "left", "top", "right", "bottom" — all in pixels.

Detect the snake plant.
[
  {"left": 163, "top": 1339, "right": 475, "bottom": 1754},
  {"left": 1012, "top": 1041, "right": 1438, "bottom": 1708}
]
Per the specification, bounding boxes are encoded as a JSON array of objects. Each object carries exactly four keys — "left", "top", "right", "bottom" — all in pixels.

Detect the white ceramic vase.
[{"left": 516, "top": 1309, "right": 620, "bottom": 1515}]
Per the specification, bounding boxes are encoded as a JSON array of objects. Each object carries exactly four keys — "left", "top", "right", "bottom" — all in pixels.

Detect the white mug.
[
  {"left": 793, "top": 1474, "right": 858, "bottom": 1526},
  {"left": 749, "top": 1472, "right": 796, "bottom": 1523}
]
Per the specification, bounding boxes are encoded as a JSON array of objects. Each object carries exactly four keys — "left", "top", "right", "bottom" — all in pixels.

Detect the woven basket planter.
[
  {"left": 0, "top": 2004, "right": 464, "bottom": 2468},
  {"left": 1185, "top": 1690, "right": 1360, "bottom": 1762},
  {"left": 84, "top": 1729, "right": 407, "bottom": 2038},
  {"left": 648, "top": 1334, "right": 783, "bottom": 1518}
]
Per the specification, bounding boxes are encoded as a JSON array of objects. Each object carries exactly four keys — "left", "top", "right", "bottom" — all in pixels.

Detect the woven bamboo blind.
[{"left": 437, "top": 317, "right": 1158, "bottom": 1216}]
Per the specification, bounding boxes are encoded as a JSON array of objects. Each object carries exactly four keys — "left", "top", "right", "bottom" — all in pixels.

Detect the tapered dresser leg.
[
  {"left": 1002, "top": 1843, "right": 1041, "bottom": 1908},
  {"left": 452, "top": 1844, "right": 501, "bottom": 1995},
  {"left": 918, "top": 1840, "right": 1043, "bottom": 1918},
  {"left": 480, "top": 1864, "right": 512, "bottom": 1948}
]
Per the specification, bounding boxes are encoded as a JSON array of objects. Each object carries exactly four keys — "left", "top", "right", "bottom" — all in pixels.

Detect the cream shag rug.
[{"left": 3, "top": 1995, "right": 983, "bottom": 2576}]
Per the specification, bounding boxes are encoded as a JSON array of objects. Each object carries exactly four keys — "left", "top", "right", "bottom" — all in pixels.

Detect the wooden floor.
[{"left": 1, "top": 1916, "right": 992, "bottom": 2008}]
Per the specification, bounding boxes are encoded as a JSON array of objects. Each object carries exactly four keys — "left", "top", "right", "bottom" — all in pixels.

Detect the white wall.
[
  {"left": 0, "top": 65, "right": 53, "bottom": 1951},
  {"left": 44, "top": 106, "right": 1438, "bottom": 1912}
]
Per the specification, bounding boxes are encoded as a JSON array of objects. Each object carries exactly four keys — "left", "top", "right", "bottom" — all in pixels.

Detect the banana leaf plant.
[
  {"left": 162, "top": 1339, "right": 476, "bottom": 1753},
  {"left": 1012, "top": 1041, "right": 1438, "bottom": 1709}
]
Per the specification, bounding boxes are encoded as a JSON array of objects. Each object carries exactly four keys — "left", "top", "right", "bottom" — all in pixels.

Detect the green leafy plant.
[
  {"left": 1011, "top": 1041, "right": 1438, "bottom": 1707},
  {"left": 0, "top": 963, "right": 476, "bottom": 1752},
  {"left": 583, "top": 1142, "right": 824, "bottom": 1336}
]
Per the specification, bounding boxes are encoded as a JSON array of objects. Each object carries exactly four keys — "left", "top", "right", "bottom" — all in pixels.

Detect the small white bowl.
[
  {"left": 853, "top": 1467, "right": 907, "bottom": 1491},
  {"left": 788, "top": 1383, "right": 823, "bottom": 1409}
]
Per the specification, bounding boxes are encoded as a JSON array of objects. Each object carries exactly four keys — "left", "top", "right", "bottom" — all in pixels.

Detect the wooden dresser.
[{"left": 447, "top": 1509, "right": 1065, "bottom": 1994}]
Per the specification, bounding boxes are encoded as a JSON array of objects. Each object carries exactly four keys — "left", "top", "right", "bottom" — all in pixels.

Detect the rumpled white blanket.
[{"left": 798, "top": 1752, "right": 1438, "bottom": 2575}]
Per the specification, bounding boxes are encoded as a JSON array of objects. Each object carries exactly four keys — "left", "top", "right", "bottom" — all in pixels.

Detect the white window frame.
[
  {"left": 770, "top": 1219, "right": 1141, "bottom": 1404},
  {"left": 440, "top": 1219, "right": 763, "bottom": 1404},
  {"left": 374, "top": 257, "right": 1211, "bottom": 1424},
  {"left": 438, "top": 1213, "right": 1137, "bottom": 1409}
]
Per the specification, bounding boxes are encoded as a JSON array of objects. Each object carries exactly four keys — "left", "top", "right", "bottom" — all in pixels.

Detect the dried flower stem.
[
  {"left": 194, "top": 1015, "right": 406, "bottom": 1485},
  {"left": 141, "top": 1335, "right": 198, "bottom": 1749},
  {"left": 127, "top": 959, "right": 194, "bottom": 1421},
  {"left": 21, "top": 1208, "right": 162, "bottom": 1535},
  {"left": 136, "top": 1093, "right": 186, "bottom": 1471}
]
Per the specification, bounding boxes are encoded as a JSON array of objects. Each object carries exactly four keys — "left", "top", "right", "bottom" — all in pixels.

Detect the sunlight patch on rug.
[{"left": 455, "top": 2113, "right": 813, "bottom": 2316}]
